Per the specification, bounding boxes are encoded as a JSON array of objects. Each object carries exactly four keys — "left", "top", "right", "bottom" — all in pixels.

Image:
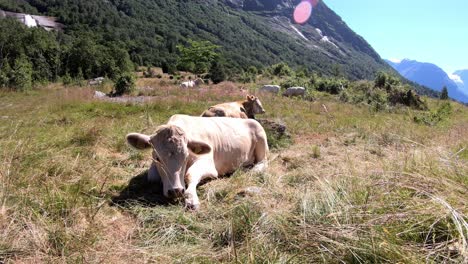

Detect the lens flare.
[{"left": 293, "top": 0, "right": 320, "bottom": 24}]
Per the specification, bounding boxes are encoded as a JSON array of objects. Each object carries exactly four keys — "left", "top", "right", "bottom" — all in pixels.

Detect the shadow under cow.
[{"left": 111, "top": 170, "right": 171, "bottom": 207}]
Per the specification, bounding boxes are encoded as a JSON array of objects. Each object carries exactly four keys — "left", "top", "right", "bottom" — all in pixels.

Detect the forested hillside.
[
  {"left": 0, "top": 0, "right": 388, "bottom": 77},
  {"left": 0, "top": 0, "right": 437, "bottom": 96}
]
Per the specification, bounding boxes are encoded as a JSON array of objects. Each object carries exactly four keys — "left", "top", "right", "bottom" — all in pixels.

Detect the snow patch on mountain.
[
  {"left": 388, "top": 58, "right": 403, "bottom": 63},
  {"left": 448, "top": 73, "right": 463, "bottom": 84},
  {"left": 320, "top": 36, "right": 339, "bottom": 49},
  {"left": 290, "top": 25, "right": 308, "bottom": 41}
]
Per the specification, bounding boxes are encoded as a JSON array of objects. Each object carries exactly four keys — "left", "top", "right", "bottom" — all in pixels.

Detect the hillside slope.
[
  {"left": 387, "top": 59, "right": 468, "bottom": 102},
  {"left": 0, "top": 0, "right": 391, "bottom": 80}
]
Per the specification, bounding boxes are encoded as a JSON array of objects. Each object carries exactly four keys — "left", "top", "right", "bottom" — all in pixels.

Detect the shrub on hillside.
[
  {"left": 316, "top": 78, "right": 345, "bottom": 94},
  {"left": 114, "top": 72, "right": 136, "bottom": 96},
  {"left": 388, "top": 87, "right": 428, "bottom": 110},
  {"left": 414, "top": 102, "right": 452, "bottom": 126},
  {"left": 340, "top": 79, "right": 427, "bottom": 111},
  {"left": 237, "top": 70, "right": 255, "bottom": 83},
  {"left": 374, "top": 71, "right": 401, "bottom": 90},
  {"left": 61, "top": 72, "right": 73, "bottom": 86},
  {"left": 270, "top": 62, "right": 293, "bottom": 77},
  {"left": 296, "top": 66, "right": 309, "bottom": 78},
  {"left": 143, "top": 67, "right": 156, "bottom": 78},
  {"left": 368, "top": 88, "right": 389, "bottom": 111},
  {"left": 247, "top": 66, "right": 258, "bottom": 75}
]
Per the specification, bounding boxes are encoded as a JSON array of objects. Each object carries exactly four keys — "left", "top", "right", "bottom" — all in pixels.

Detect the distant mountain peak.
[{"left": 387, "top": 58, "right": 468, "bottom": 103}]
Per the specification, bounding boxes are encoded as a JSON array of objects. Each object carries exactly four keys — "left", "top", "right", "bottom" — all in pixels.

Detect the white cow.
[
  {"left": 180, "top": 78, "right": 204, "bottom": 88},
  {"left": 126, "top": 115, "right": 269, "bottom": 210},
  {"left": 283, "top": 87, "right": 306, "bottom": 97},
  {"left": 259, "top": 85, "right": 280, "bottom": 94}
]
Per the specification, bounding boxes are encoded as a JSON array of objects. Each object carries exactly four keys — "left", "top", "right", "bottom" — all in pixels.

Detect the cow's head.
[
  {"left": 247, "top": 95, "right": 266, "bottom": 114},
  {"left": 126, "top": 126, "right": 211, "bottom": 199}
]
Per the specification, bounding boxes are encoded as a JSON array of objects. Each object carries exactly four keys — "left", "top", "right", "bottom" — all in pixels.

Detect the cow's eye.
[{"left": 155, "top": 156, "right": 161, "bottom": 162}]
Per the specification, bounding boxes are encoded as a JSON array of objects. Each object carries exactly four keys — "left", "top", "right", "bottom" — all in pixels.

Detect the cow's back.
[
  {"left": 168, "top": 115, "right": 266, "bottom": 174},
  {"left": 202, "top": 102, "right": 246, "bottom": 119}
]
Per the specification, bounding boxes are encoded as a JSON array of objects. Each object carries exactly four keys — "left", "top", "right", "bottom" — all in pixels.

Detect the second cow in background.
[{"left": 202, "top": 95, "right": 266, "bottom": 119}]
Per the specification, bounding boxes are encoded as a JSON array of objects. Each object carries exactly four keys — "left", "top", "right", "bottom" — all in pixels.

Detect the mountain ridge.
[{"left": 386, "top": 59, "right": 468, "bottom": 102}]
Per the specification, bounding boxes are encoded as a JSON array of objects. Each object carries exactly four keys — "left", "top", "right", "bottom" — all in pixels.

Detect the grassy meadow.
[{"left": 0, "top": 75, "right": 467, "bottom": 263}]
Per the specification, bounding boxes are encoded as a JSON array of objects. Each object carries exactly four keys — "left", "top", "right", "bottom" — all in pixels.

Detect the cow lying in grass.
[
  {"left": 180, "top": 78, "right": 204, "bottom": 88},
  {"left": 126, "top": 115, "right": 269, "bottom": 210},
  {"left": 201, "top": 95, "right": 266, "bottom": 119}
]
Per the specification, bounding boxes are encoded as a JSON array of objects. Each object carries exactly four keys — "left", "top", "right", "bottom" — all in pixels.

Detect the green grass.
[{"left": 0, "top": 84, "right": 467, "bottom": 263}]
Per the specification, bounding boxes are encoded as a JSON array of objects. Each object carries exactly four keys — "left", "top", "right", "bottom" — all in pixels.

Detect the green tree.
[
  {"left": 177, "top": 40, "right": 220, "bottom": 74},
  {"left": 209, "top": 61, "right": 227, "bottom": 84},
  {"left": 440, "top": 86, "right": 449, "bottom": 100},
  {"left": 114, "top": 72, "right": 136, "bottom": 96},
  {"left": 11, "top": 55, "right": 33, "bottom": 90}
]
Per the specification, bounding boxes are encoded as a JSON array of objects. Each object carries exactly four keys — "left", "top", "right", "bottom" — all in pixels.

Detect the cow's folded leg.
[{"left": 184, "top": 158, "right": 217, "bottom": 210}]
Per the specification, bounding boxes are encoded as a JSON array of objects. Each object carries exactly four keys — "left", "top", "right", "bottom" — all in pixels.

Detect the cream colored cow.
[
  {"left": 180, "top": 78, "right": 204, "bottom": 88},
  {"left": 259, "top": 85, "right": 280, "bottom": 94},
  {"left": 283, "top": 87, "right": 306, "bottom": 97},
  {"left": 201, "top": 95, "right": 266, "bottom": 119},
  {"left": 126, "top": 115, "right": 268, "bottom": 210}
]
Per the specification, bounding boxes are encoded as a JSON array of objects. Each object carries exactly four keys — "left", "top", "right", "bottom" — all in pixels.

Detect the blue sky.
[{"left": 323, "top": 0, "right": 468, "bottom": 74}]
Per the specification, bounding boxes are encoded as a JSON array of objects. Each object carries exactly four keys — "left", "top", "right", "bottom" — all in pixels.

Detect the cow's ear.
[
  {"left": 126, "top": 133, "right": 152, "bottom": 149},
  {"left": 188, "top": 140, "right": 211, "bottom": 155}
]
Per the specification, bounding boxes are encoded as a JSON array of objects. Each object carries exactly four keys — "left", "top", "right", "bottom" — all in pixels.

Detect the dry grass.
[{"left": 0, "top": 83, "right": 467, "bottom": 263}]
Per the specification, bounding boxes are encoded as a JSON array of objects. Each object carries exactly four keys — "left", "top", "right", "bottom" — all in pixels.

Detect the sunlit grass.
[{"left": 0, "top": 84, "right": 467, "bottom": 263}]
